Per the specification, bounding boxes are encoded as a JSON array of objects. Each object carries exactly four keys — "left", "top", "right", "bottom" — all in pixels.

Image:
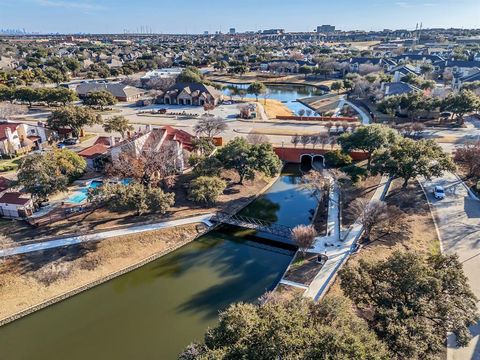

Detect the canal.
[{"left": 0, "top": 164, "right": 318, "bottom": 360}]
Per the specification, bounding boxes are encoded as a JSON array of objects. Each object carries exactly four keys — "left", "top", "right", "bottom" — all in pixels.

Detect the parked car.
[
  {"left": 433, "top": 185, "right": 446, "bottom": 200},
  {"left": 56, "top": 143, "right": 66, "bottom": 149},
  {"left": 63, "top": 138, "right": 80, "bottom": 145}
]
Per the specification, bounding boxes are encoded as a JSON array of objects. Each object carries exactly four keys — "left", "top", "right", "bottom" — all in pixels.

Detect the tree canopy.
[
  {"left": 340, "top": 251, "right": 479, "bottom": 359},
  {"left": 83, "top": 90, "right": 118, "bottom": 110},
  {"left": 370, "top": 138, "right": 455, "bottom": 187},
  {"left": 18, "top": 149, "right": 86, "bottom": 200},
  {"left": 180, "top": 295, "right": 389, "bottom": 360},
  {"left": 217, "top": 137, "right": 281, "bottom": 184},
  {"left": 47, "top": 105, "right": 102, "bottom": 138},
  {"left": 103, "top": 115, "right": 133, "bottom": 138},
  {"left": 188, "top": 176, "right": 226, "bottom": 205},
  {"left": 89, "top": 182, "right": 174, "bottom": 216},
  {"left": 247, "top": 81, "right": 267, "bottom": 101},
  {"left": 338, "top": 124, "right": 400, "bottom": 168}
]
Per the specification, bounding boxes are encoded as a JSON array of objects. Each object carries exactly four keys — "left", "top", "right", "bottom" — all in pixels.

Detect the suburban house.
[
  {"left": 0, "top": 192, "right": 34, "bottom": 218},
  {"left": 158, "top": 83, "right": 223, "bottom": 106},
  {"left": 347, "top": 57, "right": 397, "bottom": 73},
  {"left": 0, "top": 122, "right": 51, "bottom": 155},
  {"left": 78, "top": 143, "right": 110, "bottom": 170},
  {"left": 381, "top": 82, "right": 422, "bottom": 97},
  {"left": 435, "top": 60, "right": 480, "bottom": 78},
  {"left": 109, "top": 125, "right": 194, "bottom": 172},
  {"left": 76, "top": 82, "right": 146, "bottom": 102},
  {"left": 388, "top": 64, "right": 422, "bottom": 82},
  {"left": 453, "top": 70, "right": 480, "bottom": 90}
]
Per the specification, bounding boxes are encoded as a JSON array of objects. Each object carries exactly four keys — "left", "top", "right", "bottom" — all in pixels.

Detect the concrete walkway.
[
  {"left": 304, "top": 176, "right": 390, "bottom": 300},
  {"left": 0, "top": 214, "right": 214, "bottom": 257},
  {"left": 421, "top": 173, "right": 480, "bottom": 360}
]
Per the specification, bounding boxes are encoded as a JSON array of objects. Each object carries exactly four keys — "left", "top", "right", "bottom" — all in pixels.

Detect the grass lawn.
[
  {"left": 0, "top": 156, "right": 24, "bottom": 172},
  {"left": 79, "top": 133, "right": 96, "bottom": 143}
]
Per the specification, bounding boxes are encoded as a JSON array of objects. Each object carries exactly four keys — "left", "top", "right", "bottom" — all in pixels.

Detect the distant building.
[
  {"left": 262, "top": 29, "right": 285, "bottom": 35},
  {"left": 317, "top": 25, "right": 335, "bottom": 33},
  {"left": 159, "top": 83, "right": 223, "bottom": 106},
  {"left": 141, "top": 68, "right": 183, "bottom": 82},
  {"left": 229, "top": 28, "right": 236, "bottom": 35},
  {"left": 76, "top": 82, "right": 146, "bottom": 102}
]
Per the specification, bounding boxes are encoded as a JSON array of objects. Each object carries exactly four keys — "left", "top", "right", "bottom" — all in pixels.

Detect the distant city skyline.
[{"left": 0, "top": 0, "right": 479, "bottom": 34}]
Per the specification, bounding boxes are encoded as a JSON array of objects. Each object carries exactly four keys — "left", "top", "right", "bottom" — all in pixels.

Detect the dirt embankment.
[{"left": 0, "top": 224, "right": 206, "bottom": 320}]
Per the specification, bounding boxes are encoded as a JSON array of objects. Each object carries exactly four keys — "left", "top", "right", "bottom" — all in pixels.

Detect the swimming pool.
[{"left": 65, "top": 180, "right": 104, "bottom": 204}]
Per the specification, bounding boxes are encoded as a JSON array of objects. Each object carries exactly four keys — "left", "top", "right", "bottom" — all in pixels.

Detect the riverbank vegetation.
[
  {"left": 0, "top": 224, "right": 205, "bottom": 320},
  {"left": 180, "top": 295, "right": 390, "bottom": 360}
]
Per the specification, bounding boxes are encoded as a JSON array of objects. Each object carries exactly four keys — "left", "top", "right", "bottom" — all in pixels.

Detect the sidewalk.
[
  {"left": 0, "top": 214, "right": 214, "bottom": 257},
  {"left": 303, "top": 176, "right": 390, "bottom": 300}
]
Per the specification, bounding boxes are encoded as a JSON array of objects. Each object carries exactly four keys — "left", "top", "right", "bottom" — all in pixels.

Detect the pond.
[
  {"left": 222, "top": 84, "right": 324, "bottom": 116},
  {"left": 0, "top": 165, "right": 318, "bottom": 360}
]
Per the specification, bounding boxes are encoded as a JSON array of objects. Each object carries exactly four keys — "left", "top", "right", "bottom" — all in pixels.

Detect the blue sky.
[{"left": 1, "top": 0, "right": 479, "bottom": 34}]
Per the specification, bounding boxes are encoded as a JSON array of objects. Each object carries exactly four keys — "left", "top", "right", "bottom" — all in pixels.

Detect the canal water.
[
  {"left": 222, "top": 84, "right": 323, "bottom": 116},
  {"left": 0, "top": 164, "right": 318, "bottom": 360}
]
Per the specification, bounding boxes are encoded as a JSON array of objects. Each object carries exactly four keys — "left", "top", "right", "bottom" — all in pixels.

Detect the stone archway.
[
  {"left": 300, "top": 154, "right": 313, "bottom": 172},
  {"left": 312, "top": 155, "right": 325, "bottom": 170}
]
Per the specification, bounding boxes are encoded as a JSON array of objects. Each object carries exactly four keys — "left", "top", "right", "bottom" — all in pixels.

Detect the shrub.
[
  {"left": 34, "top": 261, "right": 73, "bottom": 286},
  {"left": 341, "top": 164, "right": 368, "bottom": 183},
  {"left": 193, "top": 156, "right": 223, "bottom": 177},
  {"left": 324, "top": 150, "right": 352, "bottom": 168},
  {"left": 188, "top": 176, "right": 227, "bottom": 205},
  {"left": 292, "top": 224, "right": 317, "bottom": 257}
]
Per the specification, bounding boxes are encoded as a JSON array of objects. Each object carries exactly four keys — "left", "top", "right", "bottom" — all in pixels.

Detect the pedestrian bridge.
[{"left": 211, "top": 212, "right": 294, "bottom": 240}]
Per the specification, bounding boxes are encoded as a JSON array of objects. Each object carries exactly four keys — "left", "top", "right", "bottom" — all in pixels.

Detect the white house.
[
  {"left": 0, "top": 122, "right": 51, "bottom": 155},
  {"left": 0, "top": 192, "right": 34, "bottom": 218}
]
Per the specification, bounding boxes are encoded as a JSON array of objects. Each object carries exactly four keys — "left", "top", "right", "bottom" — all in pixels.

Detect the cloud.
[{"left": 34, "top": 0, "right": 106, "bottom": 11}]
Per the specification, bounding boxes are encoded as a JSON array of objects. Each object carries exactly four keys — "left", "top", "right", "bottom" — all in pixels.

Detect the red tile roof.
[
  {"left": 163, "top": 126, "right": 194, "bottom": 151},
  {"left": 0, "top": 123, "right": 20, "bottom": 141},
  {"left": 94, "top": 136, "right": 113, "bottom": 146},
  {"left": 77, "top": 144, "right": 109, "bottom": 159},
  {"left": 0, "top": 192, "right": 31, "bottom": 205}
]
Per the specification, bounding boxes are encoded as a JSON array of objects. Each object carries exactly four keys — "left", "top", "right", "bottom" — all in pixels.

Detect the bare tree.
[
  {"left": 347, "top": 199, "right": 402, "bottom": 240},
  {"left": 300, "top": 134, "right": 310, "bottom": 148},
  {"left": 292, "top": 224, "right": 317, "bottom": 257},
  {"left": 301, "top": 170, "right": 330, "bottom": 201},
  {"left": 310, "top": 135, "right": 320, "bottom": 149},
  {"left": 144, "top": 77, "right": 176, "bottom": 91},
  {"left": 358, "top": 64, "right": 382, "bottom": 76},
  {"left": 454, "top": 141, "right": 480, "bottom": 177},
  {"left": 194, "top": 116, "right": 228, "bottom": 138},
  {"left": 106, "top": 141, "right": 180, "bottom": 188},
  {"left": 246, "top": 133, "right": 269, "bottom": 145},
  {"left": 319, "top": 133, "right": 330, "bottom": 149},
  {"left": 291, "top": 134, "right": 300, "bottom": 148}
]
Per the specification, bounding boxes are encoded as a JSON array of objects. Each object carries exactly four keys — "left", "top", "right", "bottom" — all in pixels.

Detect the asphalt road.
[{"left": 422, "top": 172, "right": 480, "bottom": 360}]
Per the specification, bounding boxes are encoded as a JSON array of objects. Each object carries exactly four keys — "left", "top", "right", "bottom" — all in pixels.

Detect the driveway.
[{"left": 422, "top": 172, "right": 480, "bottom": 360}]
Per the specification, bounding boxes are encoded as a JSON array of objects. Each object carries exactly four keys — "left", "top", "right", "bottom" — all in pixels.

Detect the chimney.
[{"left": 5, "top": 127, "right": 12, "bottom": 140}]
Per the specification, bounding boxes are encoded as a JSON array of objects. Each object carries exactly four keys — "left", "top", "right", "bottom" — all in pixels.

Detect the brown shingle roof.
[{"left": 0, "top": 192, "right": 31, "bottom": 205}]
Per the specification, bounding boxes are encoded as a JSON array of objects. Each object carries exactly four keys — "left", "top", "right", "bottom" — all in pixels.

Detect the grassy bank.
[{"left": 0, "top": 224, "right": 205, "bottom": 320}]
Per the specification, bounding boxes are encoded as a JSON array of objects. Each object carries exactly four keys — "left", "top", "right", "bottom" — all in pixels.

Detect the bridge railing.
[{"left": 212, "top": 212, "right": 293, "bottom": 240}]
